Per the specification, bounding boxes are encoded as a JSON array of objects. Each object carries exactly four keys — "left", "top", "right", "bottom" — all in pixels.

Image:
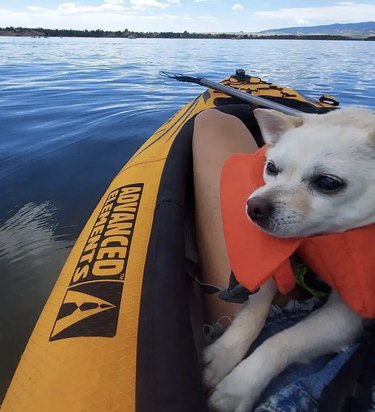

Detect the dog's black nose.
[{"left": 247, "top": 197, "right": 274, "bottom": 223}]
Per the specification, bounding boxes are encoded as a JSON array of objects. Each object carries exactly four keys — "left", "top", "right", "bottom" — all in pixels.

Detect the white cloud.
[
  {"left": 0, "top": 1, "right": 188, "bottom": 31},
  {"left": 232, "top": 3, "right": 244, "bottom": 13},
  {"left": 54, "top": 1, "right": 130, "bottom": 14},
  {"left": 255, "top": 2, "right": 375, "bottom": 26},
  {"left": 0, "top": 0, "right": 184, "bottom": 30},
  {"left": 104, "top": 0, "right": 124, "bottom": 4},
  {"left": 24, "top": 0, "right": 180, "bottom": 18},
  {"left": 27, "top": 6, "right": 53, "bottom": 13},
  {"left": 130, "top": 0, "right": 180, "bottom": 10},
  {"left": 295, "top": 18, "right": 309, "bottom": 25},
  {"left": 198, "top": 15, "right": 217, "bottom": 22}
]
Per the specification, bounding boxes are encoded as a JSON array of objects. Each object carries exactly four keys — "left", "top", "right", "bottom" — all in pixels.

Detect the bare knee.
[
  {"left": 194, "top": 109, "right": 239, "bottom": 140},
  {"left": 193, "top": 108, "right": 258, "bottom": 155},
  {"left": 195, "top": 108, "right": 231, "bottom": 126}
]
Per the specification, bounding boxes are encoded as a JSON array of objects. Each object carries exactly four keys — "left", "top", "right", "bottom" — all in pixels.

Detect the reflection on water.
[
  {"left": 0, "top": 37, "right": 374, "bottom": 400},
  {"left": 0, "top": 202, "right": 73, "bottom": 398},
  {"left": 0, "top": 202, "right": 62, "bottom": 264}
]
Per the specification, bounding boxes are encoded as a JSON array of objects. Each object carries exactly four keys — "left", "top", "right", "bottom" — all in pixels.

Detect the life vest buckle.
[{"left": 219, "top": 271, "right": 259, "bottom": 304}]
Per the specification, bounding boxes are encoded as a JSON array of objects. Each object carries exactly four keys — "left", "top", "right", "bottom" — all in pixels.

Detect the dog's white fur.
[{"left": 204, "top": 107, "right": 375, "bottom": 412}]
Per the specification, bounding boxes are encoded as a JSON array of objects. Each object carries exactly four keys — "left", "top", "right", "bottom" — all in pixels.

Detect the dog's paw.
[
  {"left": 206, "top": 352, "right": 270, "bottom": 412},
  {"left": 207, "top": 370, "right": 256, "bottom": 412},
  {"left": 203, "top": 341, "right": 244, "bottom": 389}
]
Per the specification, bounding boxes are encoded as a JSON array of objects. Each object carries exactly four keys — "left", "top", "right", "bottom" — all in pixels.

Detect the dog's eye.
[
  {"left": 312, "top": 175, "right": 345, "bottom": 193},
  {"left": 266, "top": 161, "right": 279, "bottom": 176}
]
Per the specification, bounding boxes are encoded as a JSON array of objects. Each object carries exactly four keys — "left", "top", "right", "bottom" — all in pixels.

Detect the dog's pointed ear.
[{"left": 254, "top": 109, "right": 303, "bottom": 146}]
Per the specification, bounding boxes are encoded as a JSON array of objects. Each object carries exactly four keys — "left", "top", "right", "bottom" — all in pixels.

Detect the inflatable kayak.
[{"left": 2, "top": 70, "right": 338, "bottom": 412}]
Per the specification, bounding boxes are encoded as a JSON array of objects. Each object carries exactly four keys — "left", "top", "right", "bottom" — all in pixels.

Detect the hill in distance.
[{"left": 258, "top": 21, "right": 375, "bottom": 39}]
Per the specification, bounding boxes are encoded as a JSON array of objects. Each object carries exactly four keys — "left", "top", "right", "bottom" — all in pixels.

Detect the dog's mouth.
[
  {"left": 252, "top": 221, "right": 299, "bottom": 238},
  {"left": 246, "top": 197, "right": 304, "bottom": 238}
]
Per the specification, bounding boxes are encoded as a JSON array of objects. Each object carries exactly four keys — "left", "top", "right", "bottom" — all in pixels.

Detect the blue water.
[{"left": 0, "top": 36, "right": 374, "bottom": 400}]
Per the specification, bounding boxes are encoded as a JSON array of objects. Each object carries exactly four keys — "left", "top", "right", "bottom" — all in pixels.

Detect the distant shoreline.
[{"left": 1, "top": 27, "right": 374, "bottom": 41}]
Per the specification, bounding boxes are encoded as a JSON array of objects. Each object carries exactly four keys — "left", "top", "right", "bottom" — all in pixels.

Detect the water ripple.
[{"left": 0, "top": 202, "right": 72, "bottom": 266}]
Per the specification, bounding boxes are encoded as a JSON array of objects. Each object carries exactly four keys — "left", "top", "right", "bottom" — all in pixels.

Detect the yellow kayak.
[{"left": 2, "top": 70, "right": 337, "bottom": 412}]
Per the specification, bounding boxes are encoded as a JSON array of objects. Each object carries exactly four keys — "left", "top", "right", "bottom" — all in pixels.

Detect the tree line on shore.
[{"left": 1, "top": 27, "right": 374, "bottom": 40}]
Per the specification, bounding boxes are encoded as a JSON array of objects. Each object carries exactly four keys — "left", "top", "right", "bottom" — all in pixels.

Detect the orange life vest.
[{"left": 221, "top": 146, "right": 375, "bottom": 319}]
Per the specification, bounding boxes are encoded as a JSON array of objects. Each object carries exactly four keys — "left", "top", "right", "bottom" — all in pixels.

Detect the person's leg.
[{"left": 193, "top": 109, "right": 259, "bottom": 324}]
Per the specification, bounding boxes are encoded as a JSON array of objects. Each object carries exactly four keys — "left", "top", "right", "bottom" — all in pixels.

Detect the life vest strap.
[
  {"left": 188, "top": 270, "right": 258, "bottom": 303},
  {"left": 218, "top": 271, "right": 259, "bottom": 304},
  {"left": 188, "top": 273, "right": 222, "bottom": 295}
]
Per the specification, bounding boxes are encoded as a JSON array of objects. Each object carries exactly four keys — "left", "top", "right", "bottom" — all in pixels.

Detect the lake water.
[{"left": 0, "top": 36, "right": 374, "bottom": 400}]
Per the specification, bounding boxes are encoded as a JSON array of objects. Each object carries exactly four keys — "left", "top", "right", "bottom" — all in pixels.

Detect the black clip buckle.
[{"left": 218, "top": 271, "right": 259, "bottom": 303}]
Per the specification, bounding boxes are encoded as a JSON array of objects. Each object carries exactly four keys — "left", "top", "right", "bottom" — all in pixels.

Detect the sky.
[{"left": 0, "top": 1, "right": 374, "bottom": 33}]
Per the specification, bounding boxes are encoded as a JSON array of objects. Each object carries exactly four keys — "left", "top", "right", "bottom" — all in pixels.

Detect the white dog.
[{"left": 204, "top": 107, "right": 375, "bottom": 412}]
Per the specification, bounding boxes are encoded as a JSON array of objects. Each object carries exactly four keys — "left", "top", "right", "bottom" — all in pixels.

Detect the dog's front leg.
[
  {"left": 208, "top": 291, "right": 363, "bottom": 412},
  {"left": 203, "top": 278, "right": 276, "bottom": 389}
]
